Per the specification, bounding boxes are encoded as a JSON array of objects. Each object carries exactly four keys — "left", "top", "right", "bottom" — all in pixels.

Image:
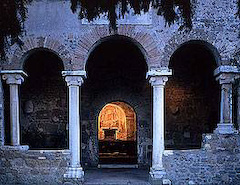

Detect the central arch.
[
  {"left": 98, "top": 102, "right": 137, "bottom": 164},
  {"left": 81, "top": 35, "right": 151, "bottom": 166}
]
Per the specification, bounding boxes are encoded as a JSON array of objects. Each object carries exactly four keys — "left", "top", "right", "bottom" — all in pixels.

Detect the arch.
[
  {"left": 20, "top": 49, "right": 67, "bottom": 149},
  {"left": 72, "top": 26, "right": 161, "bottom": 70},
  {"left": 5, "top": 37, "right": 72, "bottom": 70},
  {"left": 22, "top": 48, "right": 65, "bottom": 71},
  {"left": 98, "top": 101, "right": 137, "bottom": 141},
  {"left": 169, "top": 40, "right": 219, "bottom": 67},
  {"left": 98, "top": 101, "right": 137, "bottom": 164},
  {"left": 165, "top": 41, "right": 220, "bottom": 149},
  {"left": 162, "top": 30, "right": 222, "bottom": 67}
]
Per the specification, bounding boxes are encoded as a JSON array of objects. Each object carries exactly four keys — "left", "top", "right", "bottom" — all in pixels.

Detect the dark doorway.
[
  {"left": 165, "top": 41, "right": 220, "bottom": 149},
  {"left": 21, "top": 49, "right": 67, "bottom": 149}
]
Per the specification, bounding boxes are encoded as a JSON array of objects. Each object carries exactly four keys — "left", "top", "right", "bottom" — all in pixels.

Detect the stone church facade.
[{"left": 1, "top": 0, "right": 240, "bottom": 184}]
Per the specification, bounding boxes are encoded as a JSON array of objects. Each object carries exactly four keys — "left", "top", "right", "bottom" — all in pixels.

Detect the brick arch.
[
  {"left": 7, "top": 37, "right": 72, "bottom": 70},
  {"left": 72, "top": 26, "right": 161, "bottom": 70},
  {"left": 162, "top": 30, "right": 222, "bottom": 68}
]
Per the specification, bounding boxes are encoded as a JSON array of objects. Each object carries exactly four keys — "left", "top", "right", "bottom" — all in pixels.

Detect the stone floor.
[{"left": 83, "top": 168, "right": 150, "bottom": 185}]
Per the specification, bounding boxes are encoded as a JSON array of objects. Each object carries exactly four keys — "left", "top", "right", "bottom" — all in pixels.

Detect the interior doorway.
[{"left": 98, "top": 102, "right": 137, "bottom": 164}]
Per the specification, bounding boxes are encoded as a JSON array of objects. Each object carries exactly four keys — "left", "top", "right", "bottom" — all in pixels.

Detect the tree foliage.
[
  {"left": 0, "top": 0, "right": 31, "bottom": 60},
  {"left": 0, "top": 0, "right": 240, "bottom": 59},
  {"left": 71, "top": 0, "right": 193, "bottom": 31}
]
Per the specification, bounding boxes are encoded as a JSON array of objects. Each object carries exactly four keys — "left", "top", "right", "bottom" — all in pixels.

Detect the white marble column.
[
  {"left": 214, "top": 66, "right": 239, "bottom": 134},
  {"left": 147, "top": 69, "right": 172, "bottom": 181},
  {"left": 62, "top": 71, "right": 86, "bottom": 179},
  {"left": 1, "top": 70, "right": 27, "bottom": 147}
]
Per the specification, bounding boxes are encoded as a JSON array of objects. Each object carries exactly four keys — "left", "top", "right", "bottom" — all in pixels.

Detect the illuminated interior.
[
  {"left": 98, "top": 102, "right": 137, "bottom": 164},
  {"left": 98, "top": 102, "right": 136, "bottom": 141}
]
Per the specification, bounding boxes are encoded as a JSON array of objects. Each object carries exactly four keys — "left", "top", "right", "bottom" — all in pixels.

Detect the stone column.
[
  {"left": 214, "top": 66, "right": 239, "bottom": 134},
  {"left": 1, "top": 70, "right": 28, "bottom": 147},
  {"left": 62, "top": 71, "right": 86, "bottom": 180},
  {"left": 147, "top": 69, "right": 172, "bottom": 181}
]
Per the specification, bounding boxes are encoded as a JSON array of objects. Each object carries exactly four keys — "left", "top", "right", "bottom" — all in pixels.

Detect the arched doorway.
[
  {"left": 82, "top": 36, "right": 150, "bottom": 166},
  {"left": 20, "top": 49, "right": 67, "bottom": 149},
  {"left": 98, "top": 101, "right": 137, "bottom": 164},
  {"left": 166, "top": 41, "right": 220, "bottom": 149}
]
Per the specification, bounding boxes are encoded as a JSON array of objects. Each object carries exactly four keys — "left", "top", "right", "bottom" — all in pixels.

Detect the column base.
[
  {"left": 0, "top": 145, "right": 29, "bottom": 151},
  {"left": 149, "top": 167, "right": 166, "bottom": 184},
  {"left": 64, "top": 167, "right": 84, "bottom": 180},
  {"left": 214, "top": 123, "right": 238, "bottom": 134}
]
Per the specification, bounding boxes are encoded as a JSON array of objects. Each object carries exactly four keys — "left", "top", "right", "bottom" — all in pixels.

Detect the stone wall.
[
  {"left": 0, "top": 149, "right": 70, "bottom": 185},
  {"left": 0, "top": 134, "right": 240, "bottom": 184},
  {"left": 164, "top": 134, "right": 240, "bottom": 185}
]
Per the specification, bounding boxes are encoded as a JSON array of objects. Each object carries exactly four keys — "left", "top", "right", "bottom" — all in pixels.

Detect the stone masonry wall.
[
  {"left": 164, "top": 134, "right": 240, "bottom": 185},
  {"left": 0, "top": 149, "right": 70, "bottom": 185},
  {"left": 0, "top": 134, "right": 240, "bottom": 184}
]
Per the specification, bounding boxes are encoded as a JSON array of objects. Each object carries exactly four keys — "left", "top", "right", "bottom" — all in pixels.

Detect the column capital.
[
  {"left": 62, "top": 71, "right": 86, "bottom": 86},
  {"left": 214, "top": 65, "right": 240, "bottom": 84},
  {"left": 146, "top": 68, "right": 172, "bottom": 86},
  {"left": 1, "top": 70, "right": 28, "bottom": 85}
]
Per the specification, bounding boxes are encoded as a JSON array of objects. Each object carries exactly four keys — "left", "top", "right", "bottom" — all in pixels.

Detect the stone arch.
[
  {"left": 162, "top": 30, "right": 222, "bottom": 67},
  {"left": 72, "top": 26, "right": 160, "bottom": 70},
  {"left": 6, "top": 37, "right": 72, "bottom": 70}
]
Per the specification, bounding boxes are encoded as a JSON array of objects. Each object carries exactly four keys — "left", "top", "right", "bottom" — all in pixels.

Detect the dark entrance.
[{"left": 84, "top": 36, "right": 148, "bottom": 165}]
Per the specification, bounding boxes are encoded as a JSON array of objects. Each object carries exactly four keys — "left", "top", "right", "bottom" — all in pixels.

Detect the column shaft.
[
  {"left": 69, "top": 85, "right": 80, "bottom": 167},
  {"left": 152, "top": 85, "right": 164, "bottom": 170},
  {"left": 220, "top": 83, "right": 232, "bottom": 124},
  {"left": 9, "top": 84, "right": 20, "bottom": 146}
]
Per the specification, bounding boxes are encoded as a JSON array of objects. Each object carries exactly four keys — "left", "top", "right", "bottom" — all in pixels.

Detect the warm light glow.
[{"left": 98, "top": 102, "right": 136, "bottom": 141}]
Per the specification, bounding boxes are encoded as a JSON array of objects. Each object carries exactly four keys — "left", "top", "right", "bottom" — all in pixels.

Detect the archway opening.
[
  {"left": 82, "top": 36, "right": 150, "bottom": 166},
  {"left": 98, "top": 102, "right": 137, "bottom": 164},
  {"left": 166, "top": 41, "right": 220, "bottom": 149},
  {"left": 21, "top": 49, "right": 67, "bottom": 149}
]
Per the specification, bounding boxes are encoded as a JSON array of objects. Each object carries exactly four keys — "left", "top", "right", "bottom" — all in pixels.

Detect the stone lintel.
[
  {"left": 146, "top": 68, "right": 173, "bottom": 79},
  {"left": 214, "top": 66, "right": 240, "bottom": 84},
  {"left": 1, "top": 70, "right": 28, "bottom": 85},
  {"left": 214, "top": 65, "right": 239, "bottom": 76},
  {"left": 62, "top": 70, "right": 87, "bottom": 78},
  {"left": 147, "top": 68, "right": 172, "bottom": 86},
  {"left": 62, "top": 71, "right": 86, "bottom": 86},
  {"left": 0, "top": 70, "right": 28, "bottom": 77}
]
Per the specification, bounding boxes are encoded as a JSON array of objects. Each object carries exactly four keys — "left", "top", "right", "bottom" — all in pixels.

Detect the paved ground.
[{"left": 83, "top": 169, "right": 151, "bottom": 185}]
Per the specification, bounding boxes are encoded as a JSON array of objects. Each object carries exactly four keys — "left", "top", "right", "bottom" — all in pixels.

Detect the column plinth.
[
  {"left": 1, "top": 70, "right": 28, "bottom": 147},
  {"left": 147, "top": 69, "right": 172, "bottom": 183},
  {"left": 213, "top": 66, "right": 239, "bottom": 134},
  {"left": 62, "top": 71, "right": 86, "bottom": 180}
]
